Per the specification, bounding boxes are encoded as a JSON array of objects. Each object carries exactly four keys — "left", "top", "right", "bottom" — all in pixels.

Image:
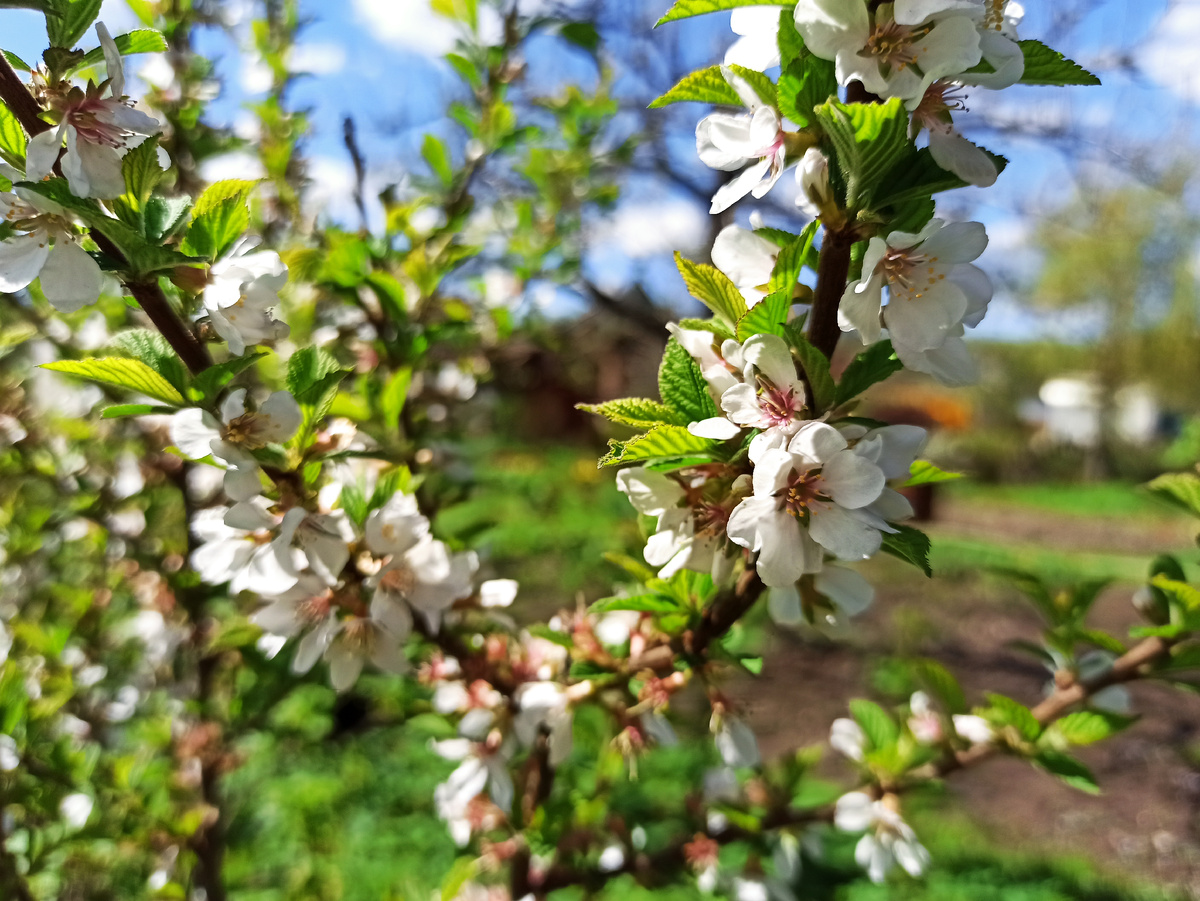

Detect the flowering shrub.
[{"left": 0, "top": 1, "right": 1198, "bottom": 899}]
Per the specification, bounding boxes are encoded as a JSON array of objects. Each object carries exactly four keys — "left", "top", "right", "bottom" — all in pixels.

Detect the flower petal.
[
  {"left": 39, "top": 238, "right": 103, "bottom": 312},
  {"left": 0, "top": 231, "right": 50, "bottom": 293}
]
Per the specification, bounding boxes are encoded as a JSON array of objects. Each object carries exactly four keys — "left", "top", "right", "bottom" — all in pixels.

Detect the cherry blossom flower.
[
  {"left": 830, "top": 717, "right": 866, "bottom": 761},
  {"left": 0, "top": 188, "right": 104, "bottom": 312},
  {"left": 696, "top": 68, "right": 788, "bottom": 214},
  {"left": 26, "top": 24, "right": 161, "bottom": 198},
  {"left": 838, "top": 218, "right": 990, "bottom": 359},
  {"left": 203, "top": 240, "right": 290, "bottom": 354},
  {"left": 171, "top": 389, "right": 302, "bottom": 501},
  {"left": 712, "top": 224, "right": 779, "bottom": 305},
  {"left": 616, "top": 467, "right": 733, "bottom": 581},
  {"left": 767, "top": 564, "right": 876, "bottom": 626},
  {"left": 513, "top": 681, "right": 574, "bottom": 766},
  {"left": 713, "top": 713, "right": 761, "bottom": 768},
  {"left": 727, "top": 422, "right": 887, "bottom": 587},
  {"left": 433, "top": 735, "right": 515, "bottom": 845},
  {"left": 835, "top": 791, "right": 930, "bottom": 883},
  {"left": 960, "top": 1, "right": 1025, "bottom": 90},
  {"left": 717, "top": 333, "right": 807, "bottom": 437},
  {"left": 793, "top": 0, "right": 982, "bottom": 101},
  {"left": 909, "top": 80, "right": 997, "bottom": 186},
  {"left": 725, "top": 7, "right": 783, "bottom": 70},
  {"left": 190, "top": 500, "right": 304, "bottom": 595}
]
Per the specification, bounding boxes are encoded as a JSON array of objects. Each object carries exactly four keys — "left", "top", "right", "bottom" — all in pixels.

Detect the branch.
[{"left": 807, "top": 227, "right": 854, "bottom": 360}]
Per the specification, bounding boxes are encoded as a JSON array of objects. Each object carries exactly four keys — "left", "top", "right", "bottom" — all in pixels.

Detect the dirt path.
[{"left": 736, "top": 572, "right": 1200, "bottom": 897}]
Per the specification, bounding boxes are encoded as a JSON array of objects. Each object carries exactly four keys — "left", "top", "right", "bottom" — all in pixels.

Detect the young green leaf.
[
  {"left": 1050, "top": 711, "right": 1134, "bottom": 747},
  {"left": 650, "top": 66, "right": 742, "bottom": 109},
  {"left": 0, "top": 103, "right": 26, "bottom": 168},
  {"left": 813, "top": 98, "right": 912, "bottom": 210},
  {"left": 767, "top": 220, "right": 818, "bottom": 295},
  {"left": 119, "top": 135, "right": 165, "bottom": 210},
  {"left": 880, "top": 524, "right": 932, "bottom": 577},
  {"left": 848, "top": 698, "right": 899, "bottom": 750},
  {"left": 903, "top": 460, "right": 963, "bottom": 487},
  {"left": 1146, "top": 472, "right": 1200, "bottom": 519},
  {"left": 1018, "top": 40, "right": 1100, "bottom": 86},
  {"left": 599, "top": 424, "right": 718, "bottom": 468},
  {"left": 41, "top": 357, "right": 185, "bottom": 405},
  {"left": 911, "top": 658, "right": 966, "bottom": 714},
  {"left": 659, "top": 338, "right": 720, "bottom": 424},
  {"left": 835, "top": 340, "right": 903, "bottom": 406},
  {"left": 422, "top": 134, "right": 454, "bottom": 186},
  {"left": 777, "top": 55, "right": 836, "bottom": 128},
  {"left": 191, "top": 353, "right": 266, "bottom": 401},
  {"left": 675, "top": 252, "right": 749, "bottom": 328},
  {"left": 1033, "top": 749, "right": 1100, "bottom": 794},
  {"left": 45, "top": 0, "right": 103, "bottom": 48},
  {"left": 64, "top": 28, "right": 167, "bottom": 76},
  {"left": 736, "top": 289, "right": 791, "bottom": 342},
  {"left": 579, "top": 397, "right": 686, "bottom": 429},
  {"left": 985, "top": 693, "right": 1041, "bottom": 741},
  {"left": 108, "top": 329, "right": 188, "bottom": 396},
  {"left": 180, "top": 179, "right": 256, "bottom": 261}
]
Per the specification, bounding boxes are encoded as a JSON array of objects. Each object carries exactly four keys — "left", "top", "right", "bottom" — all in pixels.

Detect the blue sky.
[{"left": 2, "top": 0, "right": 1196, "bottom": 342}]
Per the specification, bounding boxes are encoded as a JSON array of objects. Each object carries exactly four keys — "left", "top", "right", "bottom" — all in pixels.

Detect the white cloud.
[
  {"left": 1140, "top": 2, "right": 1200, "bottom": 103},
  {"left": 352, "top": 0, "right": 502, "bottom": 56},
  {"left": 591, "top": 198, "right": 708, "bottom": 259},
  {"left": 290, "top": 42, "right": 347, "bottom": 76}
]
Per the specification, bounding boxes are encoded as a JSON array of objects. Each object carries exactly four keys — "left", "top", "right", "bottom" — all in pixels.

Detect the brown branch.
[
  {"left": 0, "top": 53, "right": 46, "bottom": 136},
  {"left": 807, "top": 227, "right": 855, "bottom": 360}
]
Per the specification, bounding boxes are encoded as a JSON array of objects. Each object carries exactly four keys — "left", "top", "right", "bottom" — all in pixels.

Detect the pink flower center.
[
  {"left": 865, "top": 20, "right": 922, "bottom": 72},
  {"left": 782, "top": 468, "right": 829, "bottom": 518},
  {"left": 911, "top": 81, "right": 969, "bottom": 135},
  {"left": 758, "top": 380, "right": 803, "bottom": 427},
  {"left": 66, "top": 97, "right": 134, "bottom": 148},
  {"left": 880, "top": 245, "right": 945, "bottom": 300}
]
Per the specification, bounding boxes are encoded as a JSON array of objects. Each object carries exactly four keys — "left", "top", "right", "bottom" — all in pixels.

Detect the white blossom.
[
  {"left": 203, "top": 241, "right": 290, "bottom": 355},
  {"left": 727, "top": 422, "right": 888, "bottom": 587},
  {"left": 839, "top": 219, "right": 990, "bottom": 371},
  {"left": 0, "top": 188, "right": 104, "bottom": 312},
  {"left": 59, "top": 793, "right": 95, "bottom": 830},
  {"left": 171, "top": 389, "right": 301, "bottom": 501},
  {"left": 26, "top": 24, "right": 160, "bottom": 198},
  {"left": 834, "top": 792, "right": 930, "bottom": 883},
  {"left": 190, "top": 500, "right": 304, "bottom": 595},
  {"left": 616, "top": 467, "right": 730, "bottom": 581},
  {"left": 713, "top": 714, "right": 761, "bottom": 768},
  {"left": 697, "top": 68, "right": 788, "bottom": 213},
  {"left": 717, "top": 333, "right": 807, "bottom": 439},
  {"left": 909, "top": 81, "right": 997, "bottom": 187},
  {"left": 712, "top": 225, "right": 779, "bottom": 305},
  {"left": 432, "top": 737, "right": 515, "bottom": 846},
  {"left": 795, "top": 148, "right": 833, "bottom": 219},
  {"left": 725, "top": 7, "right": 783, "bottom": 70},
  {"left": 793, "top": 0, "right": 982, "bottom": 101},
  {"left": 830, "top": 717, "right": 866, "bottom": 761},
  {"left": 513, "top": 681, "right": 574, "bottom": 767}
]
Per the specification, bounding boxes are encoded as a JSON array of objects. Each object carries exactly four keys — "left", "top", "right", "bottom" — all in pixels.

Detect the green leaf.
[
  {"left": 777, "top": 55, "right": 837, "bottom": 128},
  {"left": 912, "top": 658, "right": 966, "bottom": 714},
  {"left": 875, "top": 146, "right": 1008, "bottom": 210},
  {"left": 108, "top": 328, "right": 188, "bottom": 396},
  {"left": 100, "top": 403, "right": 176, "bottom": 418},
  {"left": 192, "top": 353, "right": 266, "bottom": 401},
  {"left": 1146, "top": 472, "right": 1200, "bottom": 519},
  {"left": 768, "top": 220, "right": 818, "bottom": 295},
  {"left": 835, "top": 340, "right": 903, "bottom": 405},
  {"left": 675, "top": 252, "right": 749, "bottom": 328},
  {"left": 180, "top": 179, "right": 256, "bottom": 261},
  {"left": 1034, "top": 749, "right": 1099, "bottom": 794},
  {"left": 380, "top": 367, "right": 413, "bottom": 430},
  {"left": 599, "top": 424, "right": 718, "bottom": 468},
  {"left": 286, "top": 346, "right": 349, "bottom": 443},
  {"left": 1050, "top": 710, "right": 1134, "bottom": 747},
  {"left": 880, "top": 524, "right": 932, "bottom": 577},
  {"left": 650, "top": 66, "right": 740, "bottom": 108},
  {"left": 903, "top": 460, "right": 963, "bottom": 487},
  {"left": 422, "top": 134, "right": 454, "bottom": 186},
  {"left": 776, "top": 8, "right": 805, "bottom": 68},
  {"left": 0, "top": 102, "right": 26, "bottom": 167},
  {"left": 813, "top": 97, "right": 911, "bottom": 210},
  {"left": 848, "top": 698, "right": 899, "bottom": 750},
  {"left": 1151, "top": 575, "right": 1200, "bottom": 613},
  {"left": 1018, "top": 40, "right": 1100, "bottom": 86},
  {"left": 41, "top": 357, "right": 184, "bottom": 405},
  {"left": 659, "top": 338, "right": 720, "bottom": 424},
  {"left": 985, "top": 693, "right": 1040, "bottom": 741},
  {"left": 3, "top": 50, "right": 32, "bottom": 72},
  {"left": 559, "top": 21, "right": 601, "bottom": 51},
  {"left": 45, "top": 0, "right": 103, "bottom": 48},
  {"left": 590, "top": 594, "right": 685, "bottom": 615},
  {"left": 65, "top": 28, "right": 167, "bottom": 76},
  {"left": 736, "top": 288, "right": 791, "bottom": 342},
  {"left": 677, "top": 317, "right": 736, "bottom": 342},
  {"left": 783, "top": 322, "right": 834, "bottom": 413},
  {"left": 120, "top": 135, "right": 164, "bottom": 209},
  {"left": 579, "top": 397, "right": 685, "bottom": 429},
  {"left": 656, "top": 0, "right": 795, "bottom": 26},
  {"left": 142, "top": 195, "right": 192, "bottom": 243}
]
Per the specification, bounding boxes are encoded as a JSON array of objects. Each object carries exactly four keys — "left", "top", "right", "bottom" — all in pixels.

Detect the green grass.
[
  {"left": 945, "top": 480, "right": 1182, "bottom": 521},
  {"left": 928, "top": 533, "right": 1165, "bottom": 583}
]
